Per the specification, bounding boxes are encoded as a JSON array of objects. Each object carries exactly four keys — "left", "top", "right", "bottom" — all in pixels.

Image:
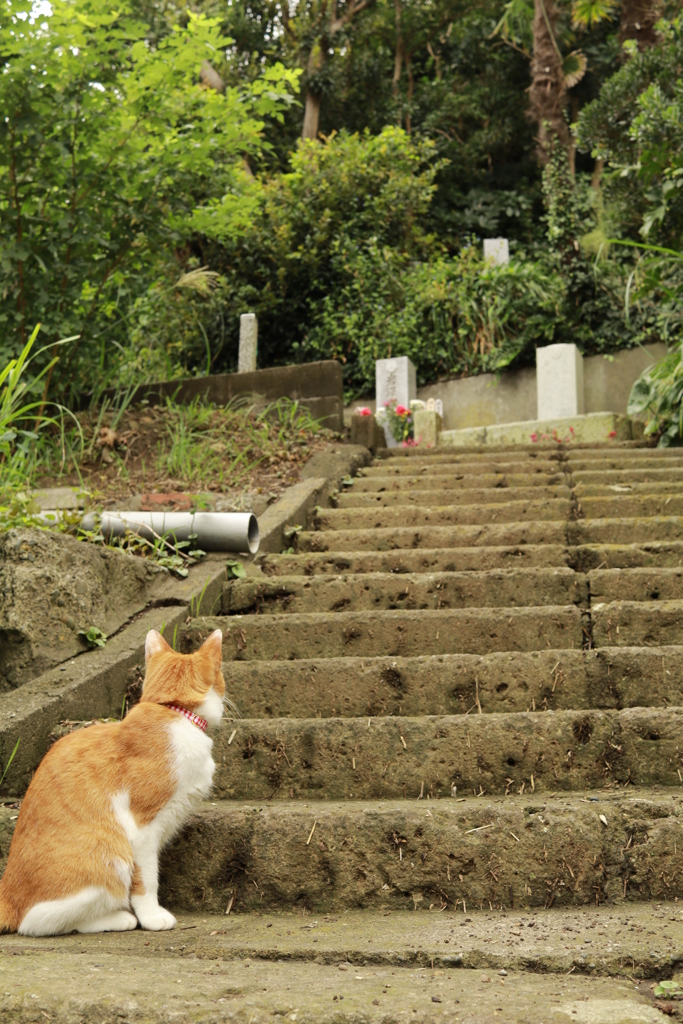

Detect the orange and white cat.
[{"left": 0, "top": 628, "right": 224, "bottom": 936}]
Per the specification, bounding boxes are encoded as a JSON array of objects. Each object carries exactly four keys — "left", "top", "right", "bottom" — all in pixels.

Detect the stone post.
[
  {"left": 238, "top": 313, "right": 258, "bottom": 374},
  {"left": 536, "top": 343, "right": 585, "bottom": 420},
  {"left": 413, "top": 408, "right": 442, "bottom": 447},
  {"left": 375, "top": 357, "right": 417, "bottom": 448},
  {"left": 483, "top": 238, "right": 509, "bottom": 266}
]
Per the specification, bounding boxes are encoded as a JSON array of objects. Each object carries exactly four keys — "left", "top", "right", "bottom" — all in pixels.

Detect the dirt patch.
[{"left": 31, "top": 399, "right": 341, "bottom": 508}]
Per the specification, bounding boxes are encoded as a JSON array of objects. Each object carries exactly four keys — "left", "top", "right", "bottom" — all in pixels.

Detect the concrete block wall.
[
  {"left": 344, "top": 344, "right": 666, "bottom": 431},
  {"left": 119, "top": 360, "right": 345, "bottom": 432}
]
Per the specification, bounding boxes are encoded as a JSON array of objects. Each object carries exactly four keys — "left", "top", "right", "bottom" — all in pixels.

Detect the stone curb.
[
  {"left": 0, "top": 444, "right": 373, "bottom": 796},
  {"left": 257, "top": 444, "right": 372, "bottom": 555},
  {"left": 0, "top": 604, "right": 187, "bottom": 797}
]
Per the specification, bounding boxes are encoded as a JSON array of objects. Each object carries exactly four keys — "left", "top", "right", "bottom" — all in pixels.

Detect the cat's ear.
[
  {"left": 201, "top": 628, "right": 223, "bottom": 669},
  {"left": 145, "top": 629, "right": 172, "bottom": 663}
]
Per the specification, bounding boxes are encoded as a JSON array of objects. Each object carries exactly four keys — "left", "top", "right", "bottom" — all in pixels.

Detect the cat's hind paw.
[
  {"left": 77, "top": 910, "right": 138, "bottom": 934},
  {"left": 136, "top": 906, "right": 176, "bottom": 931}
]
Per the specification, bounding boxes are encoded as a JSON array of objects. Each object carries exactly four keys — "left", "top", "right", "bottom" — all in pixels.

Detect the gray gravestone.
[
  {"left": 536, "top": 343, "right": 584, "bottom": 420},
  {"left": 376, "top": 357, "right": 416, "bottom": 448},
  {"left": 483, "top": 238, "right": 509, "bottom": 266},
  {"left": 238, "top": 313, "right": 258, "bottom": 373}
]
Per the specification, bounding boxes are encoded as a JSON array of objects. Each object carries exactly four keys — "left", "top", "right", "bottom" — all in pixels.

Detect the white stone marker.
[
  {"left": 238, "top": 313, "right": 258, "bottom": 373},
  {"left": 376, "top": 356, "right": 416, "bottom": 448},
  {"left": 376, "top": 356, "right": 416, "bottom": 410},
  {"left": 483, "top": 238, "right": 509, "bottom": 266},
  {"left": 536, "top": 343, "right": 585, "bottom": 420}
]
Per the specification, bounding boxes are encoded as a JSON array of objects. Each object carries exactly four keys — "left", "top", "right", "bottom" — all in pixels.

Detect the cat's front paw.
[{"left": 137, "top": 907, "right": 176, "bottom": 931}]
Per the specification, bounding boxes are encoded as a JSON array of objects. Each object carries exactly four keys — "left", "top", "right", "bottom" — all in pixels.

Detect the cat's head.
[{"left": 141, "top": 628, "right": 226, "bottom": 728}]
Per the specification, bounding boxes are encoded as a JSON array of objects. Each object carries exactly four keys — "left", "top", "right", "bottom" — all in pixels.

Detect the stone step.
[
  {"left": 573, "top": 468, "right": 683, "bottom": 484},
  {"left": 222, "top": 647, "right": 683, "bottom": 720},
  {"left": 299, "top": 518, "right": 683, "bottom": 552},
  {"left": 592, "top": 599, "right": 683, "bottom": 647},
  {"left": 569, "top": 517, "right": 683, "bottom": 546},
  {"left": 589, "top": 568, "right": 683, "bottom": 603},
  {"left": 362, "top": 459, "right": 562, "bottom": 478},
  {"left": 575, "top": 480, "right": 683, "bottom": 496},
  {"left": 313, "top": 500, "right": 572, "bottom": 532},
  {"left": 159, "top": 791, "right": 683, "bottom": 913},
  {"left": 259, "top": 542, "right": 683, "bottom": 577},
  {"left": 336, "top": 485, "right": 572, "bottom": 508},
  {"left": 222, "top": 569, "right": 588, "bottom": 615},
  {"left": 4, "top": 910, "right": 681, "bottom": 1022},
  {"left": 297, "top": 522, "right": 568, "bottom": 553},
  {"left": 211, "top": 708, "right": 683, "bottom": 802},
  {"left": 564, "top": 446, "right": 671, "bottom": 460},
  {"left": 189, "top": 606, "right": 585, "bottom": 662},
  {"left": 573, "top": 542, "right": 683, "bottom": 572},
  {"left": 569, "top": 456, "right": 683, "bottom": 471},
  {"left": 350, "top": 472, "right": 567, "bottom": 493},
  {"left": 578, "top": 495, "right": 683, "bottom": 519}
]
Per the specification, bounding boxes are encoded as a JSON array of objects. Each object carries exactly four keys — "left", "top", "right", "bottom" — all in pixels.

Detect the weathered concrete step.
[
  {"left": 573, "top": 468, "right": 683, "bottom": 484},
  {"left": 350, "top": 472, "right": 566, "bottom": 493},
  {"left": 48, "top": 906, "right": 683, "bottom": 977},
  {"left": 362, "top": 459, "right": 562, "bottom": 478},
  {"left": 260, "top": 542, "right": 683, "bottom": 577},
  {"left": 297, "top": 521, "right": 567, "bottom": 553},
  {"left": 569, "top": 517, "right": 683, "bottom": 546},
  {"left": 569, "top": 456, "right": 683, "bottom": 471},
  {"left": 590, "top": 567, "right": 683, "bottom": 603},
  {"left": 258, "top": 545, "right": 571, "bottom": 577},
  {"left": 379, "top": 447, "right": 564, "bottom": 463},
  {"left": 564, "top": 446, "right": 670, "bottom": 460},
  {"left": 159, "top": 791, "right": 683, "bottom": 913},
  {"left": 212, "top": 708, "right": 683, "bottom": 802},
  {"left": 3, "top": 917, "right": 679, "bottom": 1024},
  {"left": 575, "top": 480, "right": 683, "bottom": 496},
  {"left": 223, "top": 569, "right": 588, "bottom": 615},
  {"left": 223, "top": 647, "right": 683, "bottom": 719},
  {"left": 336, "top": 485, "right": 571, "bottom": 508},
  {"left": 573, "top": 542, "right": 683, "bottom": 572},
  {"left": 313, "top": 500, "right": 571, "bottom": 531},
  {"left": 189, "top": 606, "right": 584, "bottom": 661},
  {"left": 578, "top": 495, "right": 683, "bottom": 519},
  {"left": 592, "top": 599, "right": 683, "bottom": 647}
]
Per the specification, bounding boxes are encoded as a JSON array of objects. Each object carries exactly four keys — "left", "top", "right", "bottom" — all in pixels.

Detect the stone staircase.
[
  {"left": 6, "top": 440, "right": 683, "bottom": 1024},
  {"left": 165, "top": 441, "right": 683, "bottom": 928}
]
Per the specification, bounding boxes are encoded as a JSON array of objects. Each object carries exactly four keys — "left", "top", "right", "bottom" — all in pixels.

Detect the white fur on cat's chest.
[{"left": 113, "top": 714, "right": 216, "bottom": 849}]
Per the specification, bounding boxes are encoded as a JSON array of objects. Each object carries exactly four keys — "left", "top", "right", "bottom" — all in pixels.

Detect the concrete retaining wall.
[
  {"left": 119, "top": 361, "right": 344, "bottom": 432},
  {"left": 344, "top": 344, "right": 667, "bottom": 431}
]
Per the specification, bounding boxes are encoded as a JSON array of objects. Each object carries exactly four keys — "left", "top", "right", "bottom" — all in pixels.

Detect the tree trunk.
[
  {"left": 302, "top": 91, "right": 322, "bottom": 139},
  {"left": 405, "top": 51, "right": 414, "bottom": 134},
  {"left": 393, "top": 0, "right": 403, "bottom": 101},
  {"left": 619, "top": 0, "right": 661, "bottom": 51},
  {"left": 529, "top": 0, "right": 569, "bottom": 161}
]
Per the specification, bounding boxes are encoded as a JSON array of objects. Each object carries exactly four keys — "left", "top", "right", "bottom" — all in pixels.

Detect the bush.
[{"left": 300, "top": 241, "right": 564, "bottom": 394}]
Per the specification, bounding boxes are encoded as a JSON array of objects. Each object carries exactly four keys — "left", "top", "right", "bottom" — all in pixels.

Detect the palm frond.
[
  {"left": 571, "top": 0, "right": 616, "bottom": 30},
  {"left": 563, "top": 49, "right": 588, "bottom": 88}
]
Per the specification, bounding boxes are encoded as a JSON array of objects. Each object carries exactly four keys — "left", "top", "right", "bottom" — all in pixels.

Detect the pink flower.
[
  {"left": 402, "top": 437, "right": 418, "bottom": 447},
  {"left": 395, "top": 404, "right": 409, "bottom": 416},
  {"left": 608, "top": 430, "right": 617, "bottom": 438},
  {"left": 569, "top": 426, "right": 575, "bottom": 434},
  {"left": 530, "top": 433, "right": 538, "bottom": 443},
  {"left": 355, "top": 407, "right": 372, "bottom": 416}
]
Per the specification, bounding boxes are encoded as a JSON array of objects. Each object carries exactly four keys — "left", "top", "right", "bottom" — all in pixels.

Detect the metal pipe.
[{"left": 79, "top": 510, "right": 259, "bottom": 554}]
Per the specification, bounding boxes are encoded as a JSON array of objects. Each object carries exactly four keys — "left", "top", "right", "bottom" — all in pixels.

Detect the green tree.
[{"left": 0, "top": 0, "right": 298, "bottom": 400}]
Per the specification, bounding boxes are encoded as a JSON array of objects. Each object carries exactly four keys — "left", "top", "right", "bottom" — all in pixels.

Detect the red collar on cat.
[{"left": 163, "top": 704, "right": 208, "bottom": 733}]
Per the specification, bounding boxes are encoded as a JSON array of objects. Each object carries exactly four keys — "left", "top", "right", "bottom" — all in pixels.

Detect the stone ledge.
[
  {"left": 439, "top": 412, "right": 639, "bottom": 448},
  {"left": 0, "top": 604, "right": 188, "bottom": 797}
]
